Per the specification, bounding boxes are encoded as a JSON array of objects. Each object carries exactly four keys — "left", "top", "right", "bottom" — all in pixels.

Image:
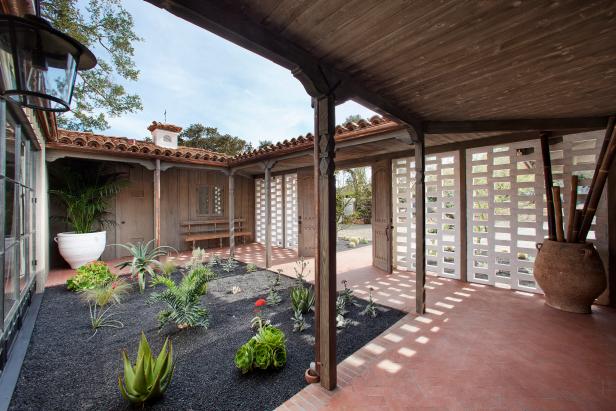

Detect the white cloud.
[{"left": 99, "top": 0, "right": 376, "bottom": 143}]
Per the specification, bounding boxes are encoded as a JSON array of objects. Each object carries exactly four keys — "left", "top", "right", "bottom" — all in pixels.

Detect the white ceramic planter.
[{"left": 55, "top": 231, "right": 107, "bottom": 269}]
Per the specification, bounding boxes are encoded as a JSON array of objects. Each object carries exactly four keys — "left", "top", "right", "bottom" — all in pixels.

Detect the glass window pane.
[
  {"left": 5, "top": 181, "right": 16, "bottom": 238},
  {"left": 5, "top": 120, "right": 15, "bottom": 181},
  {"left": 4, "top": 245, "right": 17, "bottom": 319}
]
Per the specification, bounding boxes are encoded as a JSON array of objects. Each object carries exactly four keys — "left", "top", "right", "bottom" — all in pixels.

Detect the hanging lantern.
[{"left": 0, "top": 14, "right": 96, "bottom": 112}]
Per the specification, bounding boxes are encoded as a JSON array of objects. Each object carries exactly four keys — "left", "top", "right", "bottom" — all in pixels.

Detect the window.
[
  {"left": 196, "top": 185, "right": 224, "bottom": 216},
  {"left": 1, "top": 101, "right": 38, "bottom": 349}
]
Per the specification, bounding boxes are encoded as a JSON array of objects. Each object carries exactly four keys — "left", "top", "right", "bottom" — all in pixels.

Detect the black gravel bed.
[{"left": 10, "top": 265, "right": 405, "bottom": 411}]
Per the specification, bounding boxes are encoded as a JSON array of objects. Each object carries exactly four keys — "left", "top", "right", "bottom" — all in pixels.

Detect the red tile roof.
[
  {"left": 46, "top": 115, "right": 403, "bottom": 168},
  {"left": 48, "top": 129, "right": 228, "bottom": 166}
]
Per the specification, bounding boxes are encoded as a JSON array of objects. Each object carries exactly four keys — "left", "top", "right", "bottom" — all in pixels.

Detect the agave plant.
[
  {"left": 115, "top": 240, "right": 176, "bottom": 292},
  {"left": 118, "top": 333, "right": 174, "bottom": 405},
  {"left": 291, "top": 285, "right": 315, "bottom": 314},
  {"left": 148, "top": 266, "right": 211, "bottom": 329}
]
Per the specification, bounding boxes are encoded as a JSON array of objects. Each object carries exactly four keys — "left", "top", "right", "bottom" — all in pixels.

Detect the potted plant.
[{"left": 49, "top": 161, "right": 126, "bottom": 269}]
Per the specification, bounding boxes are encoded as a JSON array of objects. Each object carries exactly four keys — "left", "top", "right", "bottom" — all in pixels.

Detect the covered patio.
[{"left": 141, "top": 0, "right": 616, "bottom": 395}]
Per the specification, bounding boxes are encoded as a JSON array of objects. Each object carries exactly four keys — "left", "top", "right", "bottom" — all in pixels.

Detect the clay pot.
[
  {"left": 534, "top": 240, "right": 606, "bottom": 314},
  {"left": 304, "top": 368, "right": 320, "bottom": 384}
]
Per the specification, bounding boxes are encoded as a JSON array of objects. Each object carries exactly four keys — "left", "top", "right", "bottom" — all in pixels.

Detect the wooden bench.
[{"left": 181, "top": 219, "right": 252, "bottom": 249}]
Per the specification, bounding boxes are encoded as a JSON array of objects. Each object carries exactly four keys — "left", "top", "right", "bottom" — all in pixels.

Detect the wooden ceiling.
[{"left": 147, "top": 0, "right": 616, "bottom": 131}]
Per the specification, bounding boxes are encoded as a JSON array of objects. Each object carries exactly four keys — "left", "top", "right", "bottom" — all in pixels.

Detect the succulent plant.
[
  {"left": 118, "top": 333, "right": 174, "bottom": 405},
  {"left": 291, "top": 286, "right": 315, "bottom": 314}
]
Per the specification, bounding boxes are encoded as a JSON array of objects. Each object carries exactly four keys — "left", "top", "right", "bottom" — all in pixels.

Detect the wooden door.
[
  {"left": 372, "top": 160, "right": 393, "bottom": 272},
  {"left": 115, "top": 165, "right": 154, "bottom": 256},
  {"left": 297, "top": 167, "right": 316, "bottom": 257}
]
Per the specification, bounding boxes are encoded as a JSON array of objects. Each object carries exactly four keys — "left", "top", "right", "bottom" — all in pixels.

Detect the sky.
[{"left": 85, "top": 0, "right": 376, "bottom": 144}]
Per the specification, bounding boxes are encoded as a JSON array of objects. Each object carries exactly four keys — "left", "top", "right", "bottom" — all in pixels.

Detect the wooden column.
[
  {"left": 228, "top": 172, "right": 235, "bottom": 258},
  {"left": 314, "top": 94, "right": 337, "bottom": 390},
  {"left": 540, "top": 132, "right": 556, "bottom": 240},
  {"left": 264, "top": 163, "right": 272, "bottom": 268},
  {"left": 415, "top": 132, "right": 426, "bottom": 314},
  {"left": 458, "top": 148, "right": 468, "bottom": 282},
  {"left": 154, "top": 159, "right": 161, "bottom": 247},
  {"left": 609, "top": 155, "right": 616, "bottom": 307}
]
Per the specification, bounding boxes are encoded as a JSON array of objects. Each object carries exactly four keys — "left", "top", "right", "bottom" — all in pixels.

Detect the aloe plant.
[
  {"left": 115, "top": 240, "right": 176, "bottom": 292},
  {"left": 118, "top": 333, "right": 174, "bottom": 405}
]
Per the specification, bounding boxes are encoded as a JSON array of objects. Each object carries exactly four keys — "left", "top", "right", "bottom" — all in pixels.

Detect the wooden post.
[
  {"left": 154, "top": 159, "right": 161, "bottom": 247},
  {"left": 228, "top": 172, "right": 235, "bottom": 258},
  {"left": 553, "top": 186, "right": 565, "bottom": 242},
  {"left": 566, "top": 175, "right": 578, "bottom": 242},
  {"left": 458, "top": 148, "right": 468, "bottom": 282},
  {"left": 540, "top": 132, "right": 556, "bottom": 240},
  {"left": 415, "top": 131, "right": 426, "bottom": 314},
  {"left": 264, "top": 163, "right": 272, "bottom": 268},
  {"left": 313, "top": 94, "right": 337, "bottom": 390},
  {"left": 609, "top": 158, "right": 616, "bottom": 307},
  {"left": 578, "top": 123, "right": 616, "bottom": 241}
]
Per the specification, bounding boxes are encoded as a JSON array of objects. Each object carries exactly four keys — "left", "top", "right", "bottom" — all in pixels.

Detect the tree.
[
  {"left": 344, "top": 114, "right": 363, "bottom": 124},
  {"left": 258, "top": 140, "right": 273, "bottom": 148},
  {"left": 41, "top": 0, "right": 143, "bottom": 131},
  {"left": 178, "top": 123, "right": 251, "bottom": 156}
]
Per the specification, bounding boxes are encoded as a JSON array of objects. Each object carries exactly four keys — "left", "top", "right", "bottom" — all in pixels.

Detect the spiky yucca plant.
[
  {"left": 149, "top": 267, "right": 211, "bottom": 329},
  {"left": 115, "top": 240, "right": 176, "bottom": 292},
  {"left": 118, "top": 333, "right": 174, "bottom": 405}
]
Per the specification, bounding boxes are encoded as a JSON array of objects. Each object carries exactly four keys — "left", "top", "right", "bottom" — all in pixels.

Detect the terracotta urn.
[
  {"left": 304, "top": 368, "right": 320, "bottom": 384},
  {"left": 534, "top": 240, "right": 606, "bottom": 314}
]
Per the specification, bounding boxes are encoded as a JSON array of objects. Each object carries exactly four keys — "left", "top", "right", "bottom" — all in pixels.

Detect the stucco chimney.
[{"left": 147, "top": 121, "right": 182, "bottom": 149}]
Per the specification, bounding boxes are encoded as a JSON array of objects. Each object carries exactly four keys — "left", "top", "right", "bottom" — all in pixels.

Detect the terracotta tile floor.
[{"left": 46, "top": 244, "right": 616, "bottom": 410}]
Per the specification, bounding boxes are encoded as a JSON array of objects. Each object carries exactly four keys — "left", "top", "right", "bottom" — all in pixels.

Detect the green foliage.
[
  {"left": 41, "top": 0, "right": 142, "bottom": 131},
  {"left": 115, "top": 240, "right": 175, "bottom": 292},
  {"left": 221, "top": 258, "right": 239, "bottom": 273},
  {"left": 340, "top": 280, "right": 354, "bottom": 307},
  {"left": 160, "top": 261, "right": 177, "bottom": 277},
  {"left": 360, "top": 287, "right": 378, "bottom": 318},
  {"left": 178, "top": 123, "right": 251, "bottom": 155},
  {"left": 187, "top": 247, "right": 205, "bottom": 269},
  {"left": 359, "top": 238, "right": 369, "bottom": 245},
  {"left": 291, "top": 286, "right": 315, "bottom": 314},
  {"left": 245, "top": 263, "right": 258, "bottom": 273},
  {"left": 344, "top": 114, "right": 363, "bottom": 124},
  {"left": 49, "top": 161, "right": 126, "bottom": 234},
  {"left": 149, "top": 267, "right": 211, "bottom": 329},
  {"left": 292, "top": 309, "right": 308, "bottom": 333},
  {"left": 266, "top": 286, "right": 282, "bottom": 306},
  {"left": 209, "top": 254, "right": 221, "bottom": 267},
  {"left": 258, "top": 140, "right": 273, "bottom": 149},
  {"left": 293, "top": 257, "right": 310, "bottom": 287},
  {"left": 118, "top": 333, "right": 174, "bottom": 405},
  {"left": 88, "top": 302, "right": 124, "bottom": 337},
  {"left": 234, "top": 325, "right": 287, "bottom": 374},
  {"left": 67, "top": 261, "right": 117, "bottom": 292},
  {"left": 81, "top": 278, "right": 131, "bottom": 306},
  {"left": 336, "top": 167, "right": 372, "bottom": 223}
]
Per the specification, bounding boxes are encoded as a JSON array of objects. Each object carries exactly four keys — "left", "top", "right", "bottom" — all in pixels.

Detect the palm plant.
[
  {"left": 49, "top": 162, "right": 126, "bottom": 233},
  {"left": 115, "top": 240, "right": 176, "bottom": 292},
  {"left": 148, "top": 267, "right": 211, "bottom": 329}
]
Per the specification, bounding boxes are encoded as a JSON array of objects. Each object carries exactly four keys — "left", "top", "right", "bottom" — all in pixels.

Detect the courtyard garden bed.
[{"left": 10, "top": 260, "right": 405, "bottom": 410}]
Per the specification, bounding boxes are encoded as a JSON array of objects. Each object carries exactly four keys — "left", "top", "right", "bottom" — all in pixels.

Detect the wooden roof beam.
[
  {"left": 425, "top": 117, "right": 609, "bottom": 134},
  {"left": 145, "top": 0, "right": 423, "bottom": 138}
]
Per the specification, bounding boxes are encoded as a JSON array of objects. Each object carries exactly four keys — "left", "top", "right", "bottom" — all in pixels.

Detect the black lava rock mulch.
[{"left": 9, "top": 263, "right": 405, "bottom": 411}]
